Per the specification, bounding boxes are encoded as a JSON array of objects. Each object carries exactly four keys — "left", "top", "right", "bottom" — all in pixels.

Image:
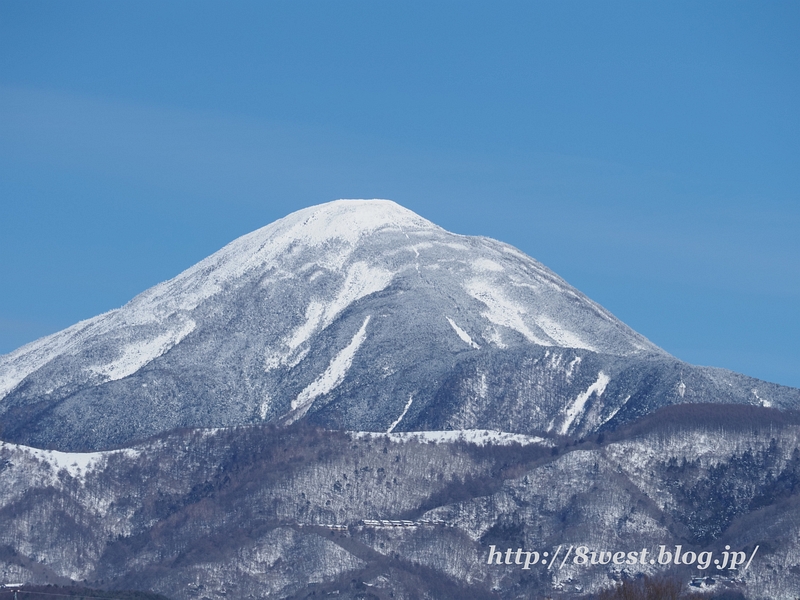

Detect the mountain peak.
[
  {"left": 131, "top": 199, "right": 439, "bottom": 316},
  {"left": 6, "top": 199, "right": 797, "bottom": 451},
  {"left": 274, "top": 199, "right": 440, "bottom": 245}
]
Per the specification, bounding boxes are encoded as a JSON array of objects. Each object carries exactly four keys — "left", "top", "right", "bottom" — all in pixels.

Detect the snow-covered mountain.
[{"left": 1, "top": 199, "right": 798, "bottom": 451}]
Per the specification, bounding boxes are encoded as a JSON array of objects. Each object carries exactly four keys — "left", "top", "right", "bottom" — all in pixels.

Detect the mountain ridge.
[{"left": 3, "top": 405, "right": 800, "bottom": 599}]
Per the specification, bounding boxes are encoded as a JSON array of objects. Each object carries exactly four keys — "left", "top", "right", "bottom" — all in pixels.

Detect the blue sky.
[{"left": 1, "top": 1, "right": 798, "bottom": 387}]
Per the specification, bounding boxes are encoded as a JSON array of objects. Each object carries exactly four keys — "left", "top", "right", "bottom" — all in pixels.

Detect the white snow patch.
[
  {"left": 472, "top": 258, "right": 504, "bottom": 272},
  {"left": 501, "top": 245, "right": 534, "bottom": 261},
  {"left": 88, "top": 318, "right": 196, "bottom": 381},
  {"left": 322, "top": 262, "right": 393, "bottom": 328},
  {"left": 291, "top": 315, "right": 371, "bottom": 414},
  {"left": 599, "top": 395, "right": 630, "bottom": 428},
  {"left": 353, "top": 429, "right": 552, "bottom": 447},
  {"left": 477, "top": 372, "right": 488, "bottom": 399},
  {"left": 508, "top": 280, "right": 541, "bottom": 292},
  {"left": 565, "top": 356, "right": 582, "bottom": 379},
  {"left": 753, "top": 388, "right": 771, "bottom": 408},
  {"left": 536, "top": 315, "right": 596, "bottom": 352},
  {"left": 387, "top": 395, "right": 414, "bottom": 433},
  {"left": 289, "top": 301, "right": 326, "bottom": 351},
  {"left": 297, "top": 262, "right": 317, "bottom": 273},
  {"left": 485, "top": 327, "right": 507, "bottom": 349},
  {"left": 1, "top": 306, "right": 201, "bottom": 400},
  {"left": 465, "top": 279, "right": 550, "bottom": 345},
  {"left": 260, "top": 395, "right": 271, "bottom": 420},
  {"left": 0, "top": 441, "right": 140, "bottom": 480},
  {"left": 446, "top": 317, "right": 480, "bottom": 349},
  {"left": 438, "top": 242, "right": 469, "bottom": 251},
  {"left": 559, "top": 372, "right": 611, "bottom": 435},
  {"left": 265, "top": 263, "right": 392, "bottom": 372}
]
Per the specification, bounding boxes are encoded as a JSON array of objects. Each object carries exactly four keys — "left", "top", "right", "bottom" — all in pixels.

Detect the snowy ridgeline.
[
  {"left": 0, "top": 441, "right": 140, "bottom": 479},
  {"left": 0, "top": 427, "right": 548, "bottom": 480},
  {"left": 351, "top": 428, "right": 553, "bottom": 447}
]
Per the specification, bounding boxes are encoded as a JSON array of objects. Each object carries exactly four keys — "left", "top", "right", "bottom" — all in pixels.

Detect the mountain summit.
[{"left": 1, "top": 200, "right": 797, "bottom": 450}]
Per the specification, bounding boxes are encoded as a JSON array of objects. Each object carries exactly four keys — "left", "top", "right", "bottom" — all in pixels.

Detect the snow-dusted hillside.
[
  {"left": 2, "top": 408, "right": 799, "bottom": 599},
  {"left": 1, "top": 200, "right": 798, "bottom": 450}
]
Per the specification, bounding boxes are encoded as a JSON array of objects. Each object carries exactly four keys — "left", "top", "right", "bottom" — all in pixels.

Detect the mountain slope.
[{"left": 1, "top": 199, "right": 798, "bottom": 451}]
